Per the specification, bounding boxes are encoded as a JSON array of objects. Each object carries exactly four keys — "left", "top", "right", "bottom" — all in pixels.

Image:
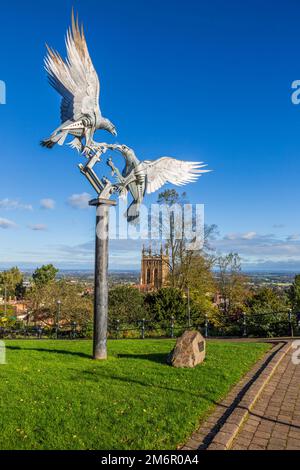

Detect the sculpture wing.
[
  {"left": 44, "top": 11, "right": 101, "bottom": 123},
  {"left": 144, "top": 158, "right": 210, "bottom": 194}
]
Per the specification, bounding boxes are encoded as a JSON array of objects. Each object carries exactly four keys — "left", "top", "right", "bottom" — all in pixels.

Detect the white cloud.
[
  {"left": 67, "top": 193, "right": 91, "bottom": 210},
  {"left": 287, "top": 233, "right": 300, "bottom": 241},
  {"left": 241, "top": 259, "right": 300, "bottom": 271},
  {"left": 242, "top": 231, "right": 257, "bottom": 240},
  {"left": 223, "top": 233, "right": 239, "bottom": 241},
  {"left": 0, "top": 218, "right": 17, "bottom": 229},
  {"left": 0, "top": 198, "right": 32, "bottom": 211},
  {"left": 28, "top": 224, "right": 48, "bottom": 231},
  {"left": 4, "top": 231, "right": 300, "bottom": 271},
  {"left": 224, "top": 231, "right": 257, "bottom": 241},
  {"left": 212, "top": 231, "right": 300, "bottom": 267},
  {"left": 0, "top": 239, "right": 142, "bottom": 269},
  {"left": 53, "top": 239, "right": 142, "bottom": 267},
  {"left": 40, "top": 198, "right": 55, "bottom": 210}
]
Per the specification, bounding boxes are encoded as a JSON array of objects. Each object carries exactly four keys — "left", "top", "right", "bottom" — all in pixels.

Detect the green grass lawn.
[{"left": 0, "top": 339, "right": 270, "bottom": 450}]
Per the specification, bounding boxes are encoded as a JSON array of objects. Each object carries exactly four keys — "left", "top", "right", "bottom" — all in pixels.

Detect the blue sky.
[{"left": 1, "top": 0, "right": 300, "bottom": 271}]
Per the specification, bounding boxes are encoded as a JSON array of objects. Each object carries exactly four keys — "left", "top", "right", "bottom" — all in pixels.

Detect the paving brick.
[
  {"left": 251, "top": 437, "right": 269, "bottom": 447},
  {"left": 213, "top": 431, "right": 232, "bottom": 446},
  {"left": 221, "top": 423, "right": 240, "bottom": 435},
  {"left": 287, "top": 437, "right": 300, "bottom": 448},
  {"left": 207, "top": 443, "right": 224, "bottom": 450},
  {"left": 254, "top": 430, "right": 272, "bottom": 439},
  {"left": 247, "top": 416, "right": 261, "bottom": 424},
  {"left": 182, "top": 342, "right": 297, "bottom": 451},
  {"left": 237, "top": 430, "right": 255, "bottom": 440},
  {"left": 231, "top": 347, "right": 299, "bottom": 452},
  {"left": 257, "top": 422, "right": 275, "bottom": 432},
  {"left": 248, "top": 443, "right": 266, "bottom": 450},
  {"left": 268, "top": 437, "right": 287, "bottom": 447},
  {"left": 288, "top": 429, "right": 300, "bottom": 439},
  {"left": 267, "top": 443, "right": 285, "bottom": 450},
  {"left": 242, "top": 424, "right": 258, "bottom": 433},
  {"left": 231, "top": 436, "right": 251, "bottom": 448},
  {"left": 184, "top": 438, "right": 200, "bottom": 448},
  {"left": 226, "top": 415, "right": 244, "bottom": 426},
  {"left": 231, "top": 444, "right": 248, "bottom": 450},
  {"left": 271, "top": 430, "right": 289, "bottom": 440}
]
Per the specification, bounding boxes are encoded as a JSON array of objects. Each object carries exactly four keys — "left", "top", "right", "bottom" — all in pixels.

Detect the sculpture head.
[
  {"left": 114, "top": 144, "right": 130, "bottom": 153},
  {"left": 112, "top": 144, "right": 139, "bottom": 164},
  {"left": 101, "top": 117, "right": 117, "bottom": 136}
]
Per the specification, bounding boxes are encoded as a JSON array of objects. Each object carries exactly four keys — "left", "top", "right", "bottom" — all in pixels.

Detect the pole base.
[{"left": 93, "top": 352, "right": 107, "bottom": 360}]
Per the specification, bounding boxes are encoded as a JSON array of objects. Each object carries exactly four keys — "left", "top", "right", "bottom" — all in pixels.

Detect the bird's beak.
[
  {"left": 113, "top": 144, "right": 123, "bottom": 153},
  {"left": 112, "top": 129, "right": 117, "bottom": 137}
]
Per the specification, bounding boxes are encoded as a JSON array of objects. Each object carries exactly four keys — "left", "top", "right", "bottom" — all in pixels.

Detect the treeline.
[
  {"left": 0, "top": 264, "right": 93, "bottom": 326},
  {"left": 0, "top": 258, "right": 299, "bottom": 336}
]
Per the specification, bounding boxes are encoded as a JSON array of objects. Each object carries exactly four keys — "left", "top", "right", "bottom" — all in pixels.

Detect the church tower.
[{"left": 140, "top": 244, "right": 169, "bottom": 291}]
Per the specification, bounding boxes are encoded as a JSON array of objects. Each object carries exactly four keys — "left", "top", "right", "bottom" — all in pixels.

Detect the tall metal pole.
[{"left": 90, "top": 198, "right": 116, "bottom": 360}]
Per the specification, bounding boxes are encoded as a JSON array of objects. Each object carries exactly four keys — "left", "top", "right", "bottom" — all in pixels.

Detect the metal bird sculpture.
[
  {"left": 106, "top": 144, "right": 210, "bottom": 223},
  {"left": 41, "top": 11, "right": 117, "bottom": 154}
]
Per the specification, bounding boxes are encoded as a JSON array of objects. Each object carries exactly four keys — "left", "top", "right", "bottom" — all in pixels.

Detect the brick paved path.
[{"left": 231, "top": 349, "right": 300, "bottom": 450}]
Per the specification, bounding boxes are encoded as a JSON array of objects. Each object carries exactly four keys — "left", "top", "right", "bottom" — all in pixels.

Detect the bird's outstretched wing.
[
  {"left": 144, "top": 158, "right": 210, "bottom": 194},
  {"left": 44, "top": 11, "right": 100, "bottom": 123}
]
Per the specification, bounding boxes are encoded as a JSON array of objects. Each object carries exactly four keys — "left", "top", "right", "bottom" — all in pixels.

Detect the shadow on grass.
[
  {"left": 74, "top": 368, "right": 214, "bottom": 401},
  {"left": 6, "top": 345, "right": 91, "bottom": 359},
  {"left": 6, "top": 347, "right": 169, "bottom": 363},
  {"left": 116, "top": 353, "right": 168, "bottom": 364}
]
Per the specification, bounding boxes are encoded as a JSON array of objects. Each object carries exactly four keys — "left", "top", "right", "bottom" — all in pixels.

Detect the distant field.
[{"left": 0, "top": 339, "right": 270, "bottom": 450}]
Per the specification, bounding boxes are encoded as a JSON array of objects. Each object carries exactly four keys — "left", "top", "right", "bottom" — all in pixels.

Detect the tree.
[
  {"left": 26, "top": 280, "right": 93, "bottom": 326},
  {"left": 144, "top": 287, "right": 188, "bottom": 323},
  {"left": 0, "top": 267, "right": 23, "bottom": 298},
  {"left": 157, "top": 189, "right": 186, "bottom": 207},
  {"left": 154, "top": 189, "right": 219, "bottom": 322},
  {"left": 246, "top": 287, "right": 291, "bottom": 337},
  {"left": 216, "top": 253, "right": 250, "bottom": 317},
  {"left": 175, "top": 253, "right": 218, "bottom": 321},
  {"left": 157, "top": 190, "right": 187, "bottom": 286},
  {"left": 32, "top": 264, "right": 58, "bottom": 287},
  {"left": 156, "top": 189, "right": 218, "bottom": 288},
  {"left": 108, "top": 286, "right": 145, "bottom": 323},
  {"left": 289, "top": 275, "right": 300, "bottom": 313},
  {"left": 15, "top": 281, "right": 26, "bottom": 300},
  {"left": 247, "top": 287, "right": 290, "bottom": 314}
]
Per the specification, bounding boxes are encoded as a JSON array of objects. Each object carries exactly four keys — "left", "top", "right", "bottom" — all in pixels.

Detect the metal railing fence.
[{"left": 0, "top": 310, "right": 299, "bottom": 340}]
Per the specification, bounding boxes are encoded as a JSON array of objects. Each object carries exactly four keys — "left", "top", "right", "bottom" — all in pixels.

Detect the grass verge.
[{"left": 0, "top": 339, "right": 271, "bottom": 449}]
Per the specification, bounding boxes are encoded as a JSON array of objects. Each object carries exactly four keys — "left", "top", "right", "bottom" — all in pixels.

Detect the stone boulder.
[{"left": 167, "top": 330, "right": 206, "bottom": 368}]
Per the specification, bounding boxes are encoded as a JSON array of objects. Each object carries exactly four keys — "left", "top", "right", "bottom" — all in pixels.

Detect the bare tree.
[
  {"left": 156, "top": 189, "right": 217, "bottom": 289},
  {"left": 216, "top": 253, "right": 249, "bottom": 317}
]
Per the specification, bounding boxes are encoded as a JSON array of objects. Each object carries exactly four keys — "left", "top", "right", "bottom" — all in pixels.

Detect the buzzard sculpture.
[
  {"left": 106, "top": 144, "right": 210, "bottom": 223},
  {"left": 41, "top": 11, "right": 117, "bottom": 154}
]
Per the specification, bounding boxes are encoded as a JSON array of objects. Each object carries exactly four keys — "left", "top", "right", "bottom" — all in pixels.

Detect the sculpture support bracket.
[{"left": 78, "top": 144, "right": 117, "bottom": 199}]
